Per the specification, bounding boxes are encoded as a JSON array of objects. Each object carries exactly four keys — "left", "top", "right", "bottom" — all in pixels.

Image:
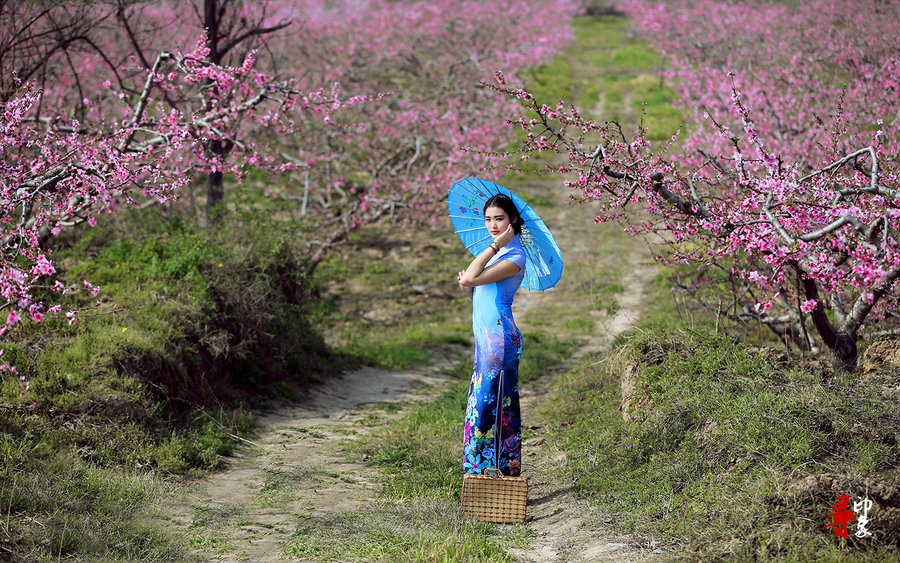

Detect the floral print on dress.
[{"left": 462, "top": 234, "right": 527, "bottom": 477}]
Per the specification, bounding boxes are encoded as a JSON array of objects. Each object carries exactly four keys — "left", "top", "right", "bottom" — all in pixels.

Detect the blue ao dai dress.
[{"left": 463, "top": 234, "right": 526, "bottom": 476}]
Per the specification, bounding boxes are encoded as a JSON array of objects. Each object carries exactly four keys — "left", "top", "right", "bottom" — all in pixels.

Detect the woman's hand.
[
  {"left": 493, "top": 224, "right": 514, "bottom": 249},
  {"left": 458, "top": 270, "right": 474, "bottom": 298}
]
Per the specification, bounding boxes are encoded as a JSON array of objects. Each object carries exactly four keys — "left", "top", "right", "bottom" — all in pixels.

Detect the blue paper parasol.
[{"left": 448, "top": 177, "right": 563, "bottom": 291}]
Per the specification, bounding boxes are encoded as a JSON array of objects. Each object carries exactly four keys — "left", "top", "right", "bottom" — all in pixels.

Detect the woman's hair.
[{"left": 483, "top": 193, "right": 524, "bottom": 234}]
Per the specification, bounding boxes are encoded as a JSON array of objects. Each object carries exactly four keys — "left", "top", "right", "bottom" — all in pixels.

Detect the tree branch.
[{"left": 219, "top": 20, "right": 292, "bottom": 61}]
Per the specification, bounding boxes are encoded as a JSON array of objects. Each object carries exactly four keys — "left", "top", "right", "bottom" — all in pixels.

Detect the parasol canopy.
[{"left": 448, "top": 177, "right": 563, "bottom": 291}]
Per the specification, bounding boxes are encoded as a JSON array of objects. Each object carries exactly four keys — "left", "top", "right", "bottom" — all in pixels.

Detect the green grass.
[
  {"left": 185, "top": 501, "right": 244, "bottom": 554},
  {"left": 611, "top": 44, "right": 662, "bottom": 71},
  {"left": 560, "top": 316, "right": 595, "bottom": 333},
  {"left": 541, "top": 327, "right": 900, "bottom": 559},
  {"left": 0, "top": 202, "right": 349, "bottom": 559},
  {"left": 518, "top": 330, "right": 578, "bottom": 382},
  {"left": 356, "top": 381, "right": 467, "bottom": 501},
  {"left": 316, "top": 224, "right": 476, "bottom": 371},
  {"left": 336, "top": 319, "right": 471, "bottom": 370},
  {"left": 574, "top": 20, "right": 682, "bottom": 143},
  {"left": 526, "top": 54, "right": 575, "bottom": 107},
  {"left": 0, "top": 445, "right": 193, "bottom": 561},
  {"left": 284, "top": 502, "right": 522, "bottom": 562},
  {"left": 574, "top": 14, "right": 627, "bottom": 49},
  {"left": 634, "top": 83, "right": 684, "bottom": 142},
  {"left": 521, "top": 193, "right": 554, "bottom": 208},
  {"left": 590, "top": 265, "right": 626, "bottom": 315}
]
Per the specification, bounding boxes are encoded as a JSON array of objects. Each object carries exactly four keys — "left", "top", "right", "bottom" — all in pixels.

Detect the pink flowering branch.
[
  {"left": 0, "top": 0, "right": 583, "bottom": 347},
  {"left": 491, "top": 66, "right": 899, "bottom": 369},
  {"left": 0, "top": 26, "right": 373, "bottom": 343}
]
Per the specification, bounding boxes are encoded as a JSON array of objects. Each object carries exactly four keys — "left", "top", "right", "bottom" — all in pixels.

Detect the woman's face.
[{"left": 484, "top": 205, "right": 512, "bottom": 236}]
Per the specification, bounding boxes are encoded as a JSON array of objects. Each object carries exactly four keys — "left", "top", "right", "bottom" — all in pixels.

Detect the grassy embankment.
[
  {"left": 347, "top": 12, "right": 900, "bottom": 562},
  {"left": 548, "top": 329, "right": 900, "bottom": 561},
  {"left": 0, "top": 194, "right": 351, "bottom": 561}
]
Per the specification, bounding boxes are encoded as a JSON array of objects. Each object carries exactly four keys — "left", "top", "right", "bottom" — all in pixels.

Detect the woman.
[{"left": 457, "top": 193, "right": 526, "bottom": 477}]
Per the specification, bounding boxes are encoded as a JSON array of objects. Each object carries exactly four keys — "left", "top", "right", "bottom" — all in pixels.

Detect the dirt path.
[
  {"left": 512, "top": 247, "right": 662, "bottom": 561},
  {"left": 168, "top": 266, "right": 660, "bottom": 562},
  {"left": 165, "top": 13, "right": 672, "bottom": 561},
  {"left": 163, "top": 366, "right": 450, "bottom": 561}
]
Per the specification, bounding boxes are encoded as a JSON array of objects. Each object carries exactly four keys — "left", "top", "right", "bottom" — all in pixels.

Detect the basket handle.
[{"left": 484, "top": 468, "right": 502, "bottom": 478}]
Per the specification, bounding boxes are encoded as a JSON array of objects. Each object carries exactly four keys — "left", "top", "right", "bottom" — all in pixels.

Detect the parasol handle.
[{"left": 493, "top": 369, "right": 504, "bottom": 472}]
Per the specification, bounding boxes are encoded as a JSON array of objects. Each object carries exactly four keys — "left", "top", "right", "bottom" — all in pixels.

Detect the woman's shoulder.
[
  {"left": 509, "top": 241, "right": 526, "bottom": 255},
  {"left": 504, "top": 242, "right": 527, "bottom": 263}
]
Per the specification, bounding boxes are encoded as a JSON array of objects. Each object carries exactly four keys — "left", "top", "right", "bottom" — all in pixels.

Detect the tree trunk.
[
  {"left": 197, "top": 0, "right": 290, "bottom": 224},
  {"left": 204, "top": 0, "right": 221, "bottom": 64},
  {"left": 203, "top": 0, "right": 223, "bottom": 224},
  {"left": 206, "top": 167, "right": 224, "bottom": 220},
  {"left": 808, "top": 312, "right": 858, "bottom": 372},
  {"left": 831, "top": 332, "right": 858, "bottom": 372},
  {"left": 801, "top": 270, "right": 859, "bottom": 371}
]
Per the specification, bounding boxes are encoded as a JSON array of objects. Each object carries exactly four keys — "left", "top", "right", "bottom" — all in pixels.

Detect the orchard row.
[
  {"left": 0, "top": 0, "right": 580, "bottom": 347},
  {"left": 497, "top": 0, "right": 900, "bottom": 368}
]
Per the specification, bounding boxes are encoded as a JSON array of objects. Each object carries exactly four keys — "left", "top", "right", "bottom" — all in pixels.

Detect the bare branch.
[
  {"left": 118, "top": 51, "right": 170, "bottom": 151},
  {"left": 219, "top": 20, "right": 292, "bottom": 61}
]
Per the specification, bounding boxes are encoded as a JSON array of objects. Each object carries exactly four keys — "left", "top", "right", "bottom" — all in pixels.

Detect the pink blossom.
[
  {"left": 6, "top": 310, "right": 20, "bottom": 326},
  {"left": 32, "top": 255, "right": 55, "bottom": 276},
  {"left": 493, "top": 0, "right": 900, "bottom": 367}
]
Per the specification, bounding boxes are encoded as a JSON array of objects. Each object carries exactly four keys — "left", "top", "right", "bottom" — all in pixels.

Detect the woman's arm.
[
  {"left": 457, "top": 225, "right": 520, "bottom": 288},
  {"left": 459, "top": 260, "right": 520, "bottom": 288},
  {"left": 458, "top": 271, "right": 474, "bottom": 298}
]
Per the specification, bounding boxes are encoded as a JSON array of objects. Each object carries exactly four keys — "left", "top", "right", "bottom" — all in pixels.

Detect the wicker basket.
[{"left": 461, "top": 468, "right": 527, "bottom": 523}]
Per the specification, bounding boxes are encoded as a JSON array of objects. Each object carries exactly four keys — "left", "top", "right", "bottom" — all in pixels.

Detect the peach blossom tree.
[{"left": 492, "top": 0, "right": 900, "bottom": 369}]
